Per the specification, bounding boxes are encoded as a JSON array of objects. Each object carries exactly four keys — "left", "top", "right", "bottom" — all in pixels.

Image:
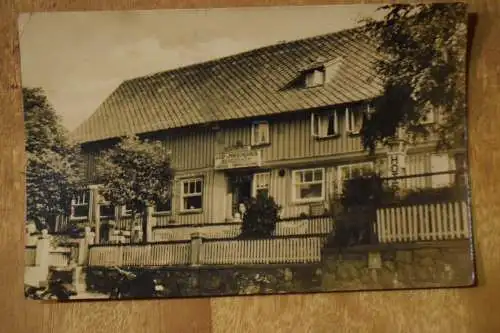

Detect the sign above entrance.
[{"left": 214, "top": 146, "right": 262, "bottom": 170}]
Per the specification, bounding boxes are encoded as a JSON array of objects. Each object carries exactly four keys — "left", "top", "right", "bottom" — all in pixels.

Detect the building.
[{"left": 69, "top": 27, "right": 466, "bottom": 244}]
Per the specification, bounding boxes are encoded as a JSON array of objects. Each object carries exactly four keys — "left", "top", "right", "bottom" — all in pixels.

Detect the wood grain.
[{"left": 1, "top": 1, "right": 499, "bottom": 332}]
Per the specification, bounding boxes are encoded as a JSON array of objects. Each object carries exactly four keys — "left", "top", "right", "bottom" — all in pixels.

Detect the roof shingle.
[{"left": 72, "top": 27, "right": 384, "bottom": 144}]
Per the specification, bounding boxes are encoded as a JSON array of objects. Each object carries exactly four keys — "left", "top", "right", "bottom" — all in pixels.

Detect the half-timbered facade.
[{"left": 69, "top": 27, "right": 465, "bottom": 243}]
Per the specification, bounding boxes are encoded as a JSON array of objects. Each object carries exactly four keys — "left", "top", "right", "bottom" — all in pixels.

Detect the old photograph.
[{"left": 19, "top": 3, "right": 475, "bottom": 301}]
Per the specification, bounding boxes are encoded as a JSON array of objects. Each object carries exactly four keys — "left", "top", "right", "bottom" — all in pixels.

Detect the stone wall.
[
  {"left": 321, "top": 239, "right": 475, "bottom": 291},
  {"left": 85, "top": 239, "right": 474, "bottom": 299},
  {"left": 86, "top": 264, "right": 324, "bottom": 298}
]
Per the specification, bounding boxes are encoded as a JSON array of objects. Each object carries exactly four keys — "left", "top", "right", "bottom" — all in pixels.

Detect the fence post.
[
  {"left": 77, "top": 226, "right": 95, "bottom": 265},
  {"left": 89, "top": 185, "right": 101, "bottom": 244},
  {"left": 190, "top": 231, "right": 204, "bottom": 266},
  {"left": 73, "top": 227, "right": 95, "bottom": 293},
  {"left": 145, "top": 205, "right": 155, "bottom": 243},
  {"left": 35, "top": 229, "right": 51, "bottom": 285}
]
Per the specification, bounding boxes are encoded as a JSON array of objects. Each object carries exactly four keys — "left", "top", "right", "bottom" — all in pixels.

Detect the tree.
[
  {"left": 95, "top": 135, "right": 174, "bottom": 242},
  {"left": 360, "top": 3, "right": 468, "bottom": 153},
  {"left": 24, "top": 87, "right": 82, "bottom": 231},
  {"left": 240, "top": 192, "right": 281, "bottom": 239}
]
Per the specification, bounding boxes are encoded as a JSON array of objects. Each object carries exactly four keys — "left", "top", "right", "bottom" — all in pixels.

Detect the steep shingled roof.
[{"left": 72, "top": 27, "right": 384, "bottom": 144}]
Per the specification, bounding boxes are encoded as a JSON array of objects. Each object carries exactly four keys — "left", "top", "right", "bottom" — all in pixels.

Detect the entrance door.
[{"left": 229, "top": 173, "right": 253, "bottom": 217}]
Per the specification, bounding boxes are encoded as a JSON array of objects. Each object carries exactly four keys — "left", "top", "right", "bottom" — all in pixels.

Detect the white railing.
[
  {"left": 376, "top": 201, "right": 470, "bottom": 243},
  {"left": 88, "top": 242, "right": 191, "bottom": 267},
  {"left": 201, "top": 236, "right": 327, "bottom": 265}
]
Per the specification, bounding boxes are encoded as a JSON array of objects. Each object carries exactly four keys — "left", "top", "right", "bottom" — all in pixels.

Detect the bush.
[
  {"left": 326, "top": 173, "right": 388, "bottom": 249},
  {"left": 239, "top": 192, "right": 282, "bottom": 239}
]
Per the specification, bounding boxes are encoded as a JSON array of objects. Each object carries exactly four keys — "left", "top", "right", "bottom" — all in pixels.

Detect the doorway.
[{"left": 228, "top": 173, "right": 253, "bottom": 217}]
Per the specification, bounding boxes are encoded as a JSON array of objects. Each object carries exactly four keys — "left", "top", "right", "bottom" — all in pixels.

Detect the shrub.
[{"left": 239, "top": 192, "right": 282, "bottom": 239}]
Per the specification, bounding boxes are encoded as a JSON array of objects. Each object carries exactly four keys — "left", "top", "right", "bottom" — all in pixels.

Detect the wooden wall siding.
[
  {"left": 160, "top": 128, "right": 216, "bottom": 170},
  {"left": 223, "top": 109, "right": 364, "bottom": 163},
  {"left": 405, "top": 153, "right": 430, "bottom": 189},
  {"left": 82, "top": 129, "right": 215, "bottom": 181}
]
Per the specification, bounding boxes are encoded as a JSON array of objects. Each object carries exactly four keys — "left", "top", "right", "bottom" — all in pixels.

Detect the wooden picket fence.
[
  {"left": 376, "top": 201, "right": 470, "bottom": 243},
  {"left": 48, "top": 247, "right": 76, "bottom": 267},
  {"left": 87, "top": 235, "right": 328, "bottom": 267},
  {"left": 88, "top": 242, "right": 191, "bottom": 266},
  {"left": 201, "top": 236, "right": 327, "bottom": 265}
]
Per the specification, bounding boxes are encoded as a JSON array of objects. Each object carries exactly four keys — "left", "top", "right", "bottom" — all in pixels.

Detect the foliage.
[
  {"left": 95, "top": 135, "right": 174, "bottom": 218},
  {"left": 327, "top": 173, "right": 389, "bottom": 248},
  {"left": 24, "top": 87, "right": 83, "bottom": 230},
  {"left": 341, "top": 172, "right": 395, "bottom": 209},
  {"left": 239, "top": 192, "right": 282, "bottom": 239},
  {"left": 360, "top": 3, "right": 468, "bottom": 153}
]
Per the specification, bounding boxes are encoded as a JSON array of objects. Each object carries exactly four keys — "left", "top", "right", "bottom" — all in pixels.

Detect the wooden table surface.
[{"left": 1, "top": 1, "right": 499, "bottom": 332}]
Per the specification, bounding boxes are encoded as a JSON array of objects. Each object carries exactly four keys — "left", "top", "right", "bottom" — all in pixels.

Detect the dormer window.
[
  {"left": 251, "top": 121, "right": 270, "bottom": 146},
  {"left": 305, "top": 69, "right": 325, "bottom": 88},
  {"left": 311, "top": 111, "right": 339, "bottom": 138}
]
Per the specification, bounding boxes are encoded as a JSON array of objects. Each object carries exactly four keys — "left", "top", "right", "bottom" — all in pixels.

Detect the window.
[
  {"left": 311, "top": 111, "right": 339, "bottom": 138},
  {"left": 251, "top": 121, "right": 270, "bottom": 146},
  {"left": 99, "top": 204, "right": 115, "bottom": 218},
  {"left": 181, "top": 178, "right": 203, "bottom": 212},
  {"left": 305, "top": 69, "right": 325, "bottom": 87},
  {"left": 97, "top": 193, "right": 115, "bottom": 218},
  {"left": 155, "top": 198, "right": 172, "bottom": 213},
  {"left": 292, "top": 168, "right": 325, "bottom": 203},
  {"left": 252, "top": 172, "right": 270, "bottom": 197},
  {"left": 345, "top": 108, "right": 363, "bottom": 134},
  {"left": 337, "top": 163, "right": 374, "bottom": 193},
  {"left": 70, "top": 190, "right": 90, "bottom": 219}
]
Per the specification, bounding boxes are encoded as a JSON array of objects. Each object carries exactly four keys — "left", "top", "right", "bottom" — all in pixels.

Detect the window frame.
[
  {"left": 291, "top": 168, "right": 326, "bottom": 204},
  {"left": 311, "top": 111, "right": 339, "bottom": 138},
  {"left": 70, "top": 189, "right": 90, "bottom": 220},
  {"left": 252, "top": 172, "right": 271, "bottom": 197},
  {"left": 251, "top": 121, "right": 270, "bottom": 146},
  {"left": 180, "top": 177, "right": 204, "bottom": 213},
  {"left": 305, "top": 69, "right": 325, "bottom": 88},
  {"left": 345, "top": 107, "right": 362, "bottom": 135},
  {"left": 94, "top": 193, "right": 114, "bottom": 220},
  {"left": 336, "top": 162, "right": 374, "bottom": 193}
]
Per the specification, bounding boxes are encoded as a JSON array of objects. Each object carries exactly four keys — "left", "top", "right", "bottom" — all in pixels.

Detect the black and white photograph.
[{"left": 20, "top": 3, "right": 475, "bottom": 301}]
